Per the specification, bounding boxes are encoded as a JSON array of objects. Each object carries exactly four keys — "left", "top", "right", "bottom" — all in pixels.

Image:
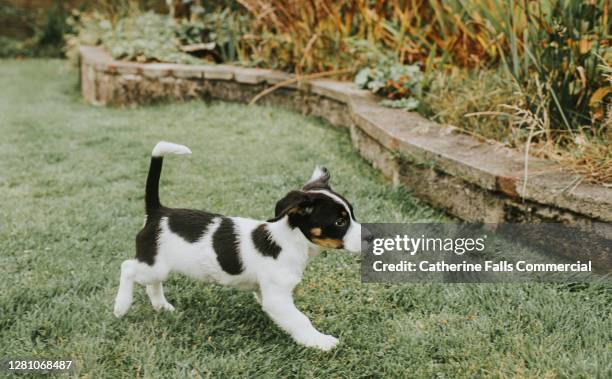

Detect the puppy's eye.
[{"left": 335, "top": 218, "right": 347, "bottom": 227}]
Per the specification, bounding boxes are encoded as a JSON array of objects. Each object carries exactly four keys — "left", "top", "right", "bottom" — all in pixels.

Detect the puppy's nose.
[{"left": 361, "top": 227, "right": 374, "bottom": 243}]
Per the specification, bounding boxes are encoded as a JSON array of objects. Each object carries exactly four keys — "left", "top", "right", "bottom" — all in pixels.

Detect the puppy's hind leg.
[
  {"left": 114, "top": 259, "right": 137, "bottom": 318},
  {"left": 114, "top": 258, "right": 172, "bottom": 317},
  {"left": 146, "top": 282, "right": 175, "bottom": 312}
]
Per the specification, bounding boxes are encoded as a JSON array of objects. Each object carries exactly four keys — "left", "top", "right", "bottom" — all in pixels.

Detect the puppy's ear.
[
  {"left": 303, "top": 166, "right": 331, "bottom": 190},
  {"left": 270, "top": 190, "right": 313, "bottom": 221}
]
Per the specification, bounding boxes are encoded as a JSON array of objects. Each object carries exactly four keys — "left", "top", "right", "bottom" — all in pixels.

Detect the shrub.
[
  {"left": 487, "top": 0, "right": 610, "bottom": 140},
  {"left": 66, "top": 8, "right": 249, "bottom": 65},
  {"left": 355, "top": 61, "right": 424, "bottom": 111},
  {"left": 66, "top": 11, "right": 203, "bottom": 64},
  {"left": 187, "top": 7, "right": 250, "bottom": 63},
  {"left": 103, "top": 12, "right": 199, "bottom": 63},
  {"left": 0, "top": 1, "right": 72, "bottom": 58}
]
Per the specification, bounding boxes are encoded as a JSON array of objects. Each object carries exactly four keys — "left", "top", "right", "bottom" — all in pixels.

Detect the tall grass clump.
[{"left": 477, "top": 1, "right": 609, "bottom": 141}]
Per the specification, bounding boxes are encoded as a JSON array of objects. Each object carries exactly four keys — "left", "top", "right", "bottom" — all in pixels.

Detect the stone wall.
[{"left": 79, "top": 46, "right": 611, "bottom": 256}]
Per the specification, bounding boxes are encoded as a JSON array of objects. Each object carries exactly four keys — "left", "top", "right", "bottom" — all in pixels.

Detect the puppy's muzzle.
[{"left": 360, "top": 226, "right": 374, "bottom": 252}]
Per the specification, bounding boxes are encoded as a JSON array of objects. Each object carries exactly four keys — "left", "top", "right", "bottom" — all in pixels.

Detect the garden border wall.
[{"left": 79, "top": 46, "right": 611, "bottom": 252}]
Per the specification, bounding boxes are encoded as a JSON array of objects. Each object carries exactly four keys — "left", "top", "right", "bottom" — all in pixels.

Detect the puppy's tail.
[{"left": 145, "top": 141, "right": 192, "bottom": 213}]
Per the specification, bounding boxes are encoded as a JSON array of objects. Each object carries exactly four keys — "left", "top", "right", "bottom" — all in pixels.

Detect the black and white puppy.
[{"left": 113, "top": 141, "right": 364, "bottom": 351}]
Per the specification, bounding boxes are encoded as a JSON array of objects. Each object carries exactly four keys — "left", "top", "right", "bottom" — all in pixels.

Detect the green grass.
[{"left": 0, "top": 60, "right": 610, "bottom": 378}]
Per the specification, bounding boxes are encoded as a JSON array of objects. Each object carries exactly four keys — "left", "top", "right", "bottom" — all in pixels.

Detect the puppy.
[{"left": 113, "top": 141, "right": 365, "bottom": 351}]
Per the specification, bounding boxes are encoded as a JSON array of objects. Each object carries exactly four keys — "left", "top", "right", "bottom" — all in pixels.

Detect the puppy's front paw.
[
  {"left": 113, "top": 296, "right": 132, "bottom": 318},
  {"left": 298, "top": 332, "right": 339, "bottom": 351},
  {"left": 315, "top": 334, "right": 339, "bottom": 351}
]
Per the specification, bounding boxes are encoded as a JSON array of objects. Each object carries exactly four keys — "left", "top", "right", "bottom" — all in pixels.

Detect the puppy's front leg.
[{"left": 259, "top": 282, "right": 338, "bottom": 351}]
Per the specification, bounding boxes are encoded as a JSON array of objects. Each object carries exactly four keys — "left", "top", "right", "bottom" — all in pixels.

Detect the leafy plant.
[
  {"left": 355, "top": 61, "right": 424, "bottom": 111},
  {"left": 66, "top": 7, "right": 249, "bottom": 65},
  {"left": 380, "top": 97, "right": 420, "bottom": 111},
  {"left": 188, "top": 7, "right": 250, "bottom": 63},
  {"left": 102, "top": 12, "right": 201, "bottom": 63}
]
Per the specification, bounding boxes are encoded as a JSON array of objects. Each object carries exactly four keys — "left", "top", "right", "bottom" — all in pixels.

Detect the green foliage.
[
  {"left": 515, "top": 1, "right": 610, "bottom": 136},
  {"left": 0, "top": 36, "right": 27, "bottom": 58},
  {"left": 380, "top": 97, "right": 421, "bottom": 112},
  {"left": 437, "top": 0, "right": 611, "bottom": 139},
  {"left": 189, "top": 7, "right": 250, "bottom": 63},
  {"left": 355, "top": 61, "right": 424, "bottom": 111},
  {"left": 0, "top": 1, "right": 72, "bottom": 58},
  {"left": 100, "top": 12, "right": 201, "bottom": 63},
  {"left": 420, "top": 68, "right": 518, "bottom": 142},
  {"left": 67, "top": 9, "right": 249, "bottom": 65}
]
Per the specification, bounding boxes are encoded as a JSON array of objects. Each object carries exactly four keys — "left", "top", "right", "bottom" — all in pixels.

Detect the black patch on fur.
[
  {"left": 252, "top": 224, "right": 281, "bottom": 259},
  {"left": 212, "top": 218, "right": 243, "bottom": 275},
  {"left": 168, "top": 208, "right": 217, "bottom": 243},
  {"left": 136, "top": 210, "right": 163, "bottom": 266},
  {"left": 135, "top": 207, "right": 218, "bottom": 266}
]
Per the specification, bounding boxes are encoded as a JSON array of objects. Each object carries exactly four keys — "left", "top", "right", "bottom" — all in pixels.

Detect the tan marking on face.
[
  {"left": 287, "top": 207, "right": 299, "bottom": 214},
  {"left": 310, "top": 227, "right": 322, "bottom": 237},
  {"left": 341, "top": 211, "right": 348, "bottom": 217},
  {"left": 312, "top": 238, "right": 344, "bottom": 249}
]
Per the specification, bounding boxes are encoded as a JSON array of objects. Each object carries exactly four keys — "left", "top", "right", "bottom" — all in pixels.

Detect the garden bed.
[{"left": 79, "top": 46, "right": 611, "bottom": 248}]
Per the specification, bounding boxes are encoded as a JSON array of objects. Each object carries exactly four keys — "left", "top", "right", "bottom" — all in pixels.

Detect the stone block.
[
  {"left": 172, "top": 64, "right": 205, "bottom": 79},
  {"left": 142, "top": 64, "right": 175, "bottom": 78},
  {"left": 203, "top": 65, "right": 234, "bottom": 80},
  {"left": 115, "top": 61, "right": 142, "bottom": 75},
  {"left": 311, "top": 79, "right": 375, "bottom": 103},
  {"left": 234, "top": 67, "right": 273, "bottom": 84}
]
